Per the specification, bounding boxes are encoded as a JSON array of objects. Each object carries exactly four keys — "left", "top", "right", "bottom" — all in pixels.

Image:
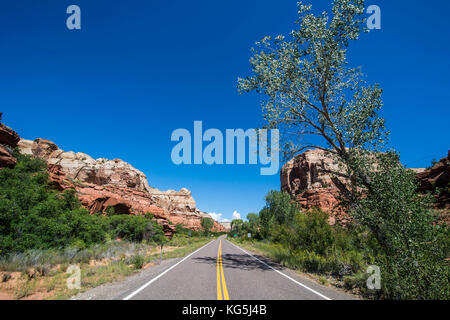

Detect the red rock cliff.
[
  {"left": 18, "top": 138, "right": 225, "bottom": 235},
  {"left": 281, "top": 148, "right": 450, "bottom": 225},
  {"left": 280, "top": 149, "right": 348, "bottom": 225},
  {"left": 0, "top": 113, "right": 20, "bottom": 169}
]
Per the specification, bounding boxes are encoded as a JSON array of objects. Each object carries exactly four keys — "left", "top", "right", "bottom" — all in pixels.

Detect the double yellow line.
[{"left": 216, "top": 240, "right": 230, "bottom": 300}]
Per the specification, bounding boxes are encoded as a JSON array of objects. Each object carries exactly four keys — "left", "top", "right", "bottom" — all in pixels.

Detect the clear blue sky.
[{"left": 1, "top": 1, "right": 449, "bottom": 222}]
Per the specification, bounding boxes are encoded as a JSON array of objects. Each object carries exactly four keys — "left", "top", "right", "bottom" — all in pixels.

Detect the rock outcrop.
[
  {"left": 416, "top": 151, "right": 450, "bottom": 218},
  {"left": 282, "top": 148, "right": 450, "bottom": 225},
  {"left": 0, "top": 113, "right": 20, "bottom": 169},
  {"left": 19, "top": 138, "right": 151, "bottom": 192},
  {"left": 220, "top": 222, "right": 231, "bottom": 231},
  {"left": 18, "top": 138, "right": 225, "bottom": 235},
  {"left": 281, "top": 149, "right": 348, "bottom": 225}
]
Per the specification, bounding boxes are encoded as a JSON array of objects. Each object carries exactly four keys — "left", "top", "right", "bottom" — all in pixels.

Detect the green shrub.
[
  {"left": 288, "top": 209, "right": 335, "bottom": 255},
  {"left": 130, "top": 255, "right": 145, "bottom": 269},
  {"left": 353, "top": 159, "right": 450, "bottom": 300},
  {"left": 0, "top": 153, "right": 167, "bottom": 257},
  {"left": 201, "top": 217, "right": 214, "bottom": 235},
  {"left": 108, "top": 215, "right": 164, "bottom": 243},
  {"left": 0, "top": 154, "right": 111, "bottom": 254}
]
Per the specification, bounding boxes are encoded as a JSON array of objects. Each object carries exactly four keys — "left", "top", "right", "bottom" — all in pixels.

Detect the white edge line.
[
  {"left": 123, "top": 240, "right": 215, "bottom": 300},
  {"left": 226, "top": 240, "right": 332, "bottom": 300}
]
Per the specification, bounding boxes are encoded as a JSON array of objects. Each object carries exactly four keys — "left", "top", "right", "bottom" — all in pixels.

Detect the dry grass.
[{"left": 0, "top": 237, "right": 211, "bottom": 300}]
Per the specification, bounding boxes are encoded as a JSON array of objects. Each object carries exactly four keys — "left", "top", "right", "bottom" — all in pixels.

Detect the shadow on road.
[{"left": 193, "top": 253, "right": 283, "bottom": 272}]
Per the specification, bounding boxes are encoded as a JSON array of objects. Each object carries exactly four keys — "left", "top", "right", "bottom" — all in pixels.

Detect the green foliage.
[
  {"left": 284, "top": 209, "right": 335, "bottom": 255},
  {"left": 238, "top": 0, "right": 388, "bottom": 163},
  {"left": 352, "top": 155, "right": 450, "bottom": 299},
  {"left": 144, "top": 212, "right": 154, "bottom": 220},
  {"left": 230, "top": 189, "right": 384, "bottom": 298},
  {"left": 0, "top": 154, "right": 165, "bottom": 256},
  {"left": 0, "top": 154, "right": 104, "bottom": 254},
  {"left": 108, "top": 215, "right": 164, "bottom": 243},
  {"left": 237, "top": 0, "right": 449, "bottom": 300},
  {"left": 245, "top": 213, "right": 260, "bottom": 237},
  {"left": 105, "top": 206, "right": 116, "bottom": 215},
  {"left": 201, "top": 217, "right": 214, "bottom": 234},
  {"left": 130, "top": 255, "right": 145, "bottom": 269},
  {"left": 230, "top": 219, "right": 244, "bottom": 235},
  {"left": 264, "top": 191, "right": 297, "bottom": 225},
  {"left": 228, "top": 191, "right": 297, "bottom": 239},
  {"left": 266, "top": 208, "right": 375, "bottom": 277},
  {"left": 174, "top": 224, "right": 203, "bottom": 237}
]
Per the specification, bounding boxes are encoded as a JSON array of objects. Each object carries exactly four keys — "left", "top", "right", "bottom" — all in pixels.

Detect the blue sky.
[{"left": 1, "top": 0, "right": 449, "bottom": 222}]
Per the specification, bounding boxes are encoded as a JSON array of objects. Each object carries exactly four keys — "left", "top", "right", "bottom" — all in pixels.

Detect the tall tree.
[
  {"left": 201, "top": 217, "right": 214, "bottom": 235},
  {"left": 238, "top": 0, "right": 449, "bottom": 299},
  {"left": 238, "top": 0, "right": 388, "bottom": 204}
]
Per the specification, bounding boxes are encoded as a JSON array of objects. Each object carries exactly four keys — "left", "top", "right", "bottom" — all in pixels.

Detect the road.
[{"left": 74, "top": 237, "right": 356, "bottom": 300}]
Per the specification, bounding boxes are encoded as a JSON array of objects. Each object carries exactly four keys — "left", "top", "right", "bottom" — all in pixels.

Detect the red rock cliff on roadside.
[
  {"left": 416, "top": 150, "right": 450, "bottom": 224},
  {"left": 0, "top": 113, "right": 20, "bottom": 169},
  {"left": 18, "top": 138, "right": 225, "bottom": 235},
  {"left": 281, "top": 148, "right": 450, "bottom": 225},
  {"left": 280, "top": 149, "right": 348, "bottom": 225}
]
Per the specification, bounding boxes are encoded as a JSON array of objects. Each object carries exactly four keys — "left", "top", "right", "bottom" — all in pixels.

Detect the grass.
[
  {"left": 0, "top": 236, "right": 213, "bottom": 300},
  {"left": 229, "top": 238, "right": 365, "bottom": 297},
  {"left": 130, "top": 255, "right": 145, "bottom": 270}
]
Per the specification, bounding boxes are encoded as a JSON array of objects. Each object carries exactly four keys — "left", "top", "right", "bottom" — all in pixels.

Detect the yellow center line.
[
  {"left": 216, "top": 241, "right": 223, "bottom": 300},
  {"left": 220, "top": 241, "right": 230, "bottom": 300},
  {"left": 217, "top": 240, "right": 230, "bottom": 300}
]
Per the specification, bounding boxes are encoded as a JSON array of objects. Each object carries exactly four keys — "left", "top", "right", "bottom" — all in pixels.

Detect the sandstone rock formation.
[
  {"left": 0, "top": 113, "right": 20, "bottom": 169},
  {"left": 281, "top": 148, "right": 450, "bottom": 225},
  {"left": 281, "top": 149, "right": 348, "bottom": 225},
  {"left": 416, "top": 150, "right": 450, "bottom": 217},
  {"left": 19, "top": 138, "right": 151, "bottom": 192},
  {"left": 220, "top": 222, "right": 231, "bottom": 231},
  {"left": 18, "top": 138, "right": 225, "bottom": 235}
]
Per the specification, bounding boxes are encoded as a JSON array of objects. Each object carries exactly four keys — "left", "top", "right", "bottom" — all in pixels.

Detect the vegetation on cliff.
[{"left": 0, "top": 152, "right": 168, "bottom": 256}]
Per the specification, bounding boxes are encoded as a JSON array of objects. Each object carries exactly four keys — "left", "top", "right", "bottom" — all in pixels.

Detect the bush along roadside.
[{"left": 227, "top": 190, "right": 449, "bottom": 300}]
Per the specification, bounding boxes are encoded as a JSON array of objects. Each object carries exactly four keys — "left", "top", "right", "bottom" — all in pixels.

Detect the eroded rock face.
[
  {"left": 0, "top": 124, "right": 20, "bottom": 149},
  {"left": 19, "top": 139, "right": 151, "bottom": 192},
  {"left": 18, "top": 138, "right": 225, "bottom": 235},
  {"left": 0, "top": 146, "right": 17, "bottom": 169},
  {"left": 281, "top": 149, "right": 348, "bottom": 194},
  {"left": 281, "top": 149, "right": 348, "bottom": 224},
  {"left": 220, "top": 222, "right": 231, "bottom": 231},
  {"left": 0, "top": 116, "right": 20, "bottom": 169},
  {"left": 282, "top": 148, "right": 450, "bottom": 225},
  {"left": 417, "top": 150, "right": 450, "bottom": 213}
]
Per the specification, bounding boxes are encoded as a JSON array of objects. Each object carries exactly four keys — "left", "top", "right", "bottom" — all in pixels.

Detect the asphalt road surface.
[{"left": 74, "top": 237, "right": 356, "bottom": 300}]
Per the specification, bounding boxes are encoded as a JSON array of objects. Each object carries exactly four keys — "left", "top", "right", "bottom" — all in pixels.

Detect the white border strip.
[
  {"left": 226, "top": 240, "right": 332, "bottom": 300},
  {"left": 123, "top": 240, "right": 215, "bottom": 300}
]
